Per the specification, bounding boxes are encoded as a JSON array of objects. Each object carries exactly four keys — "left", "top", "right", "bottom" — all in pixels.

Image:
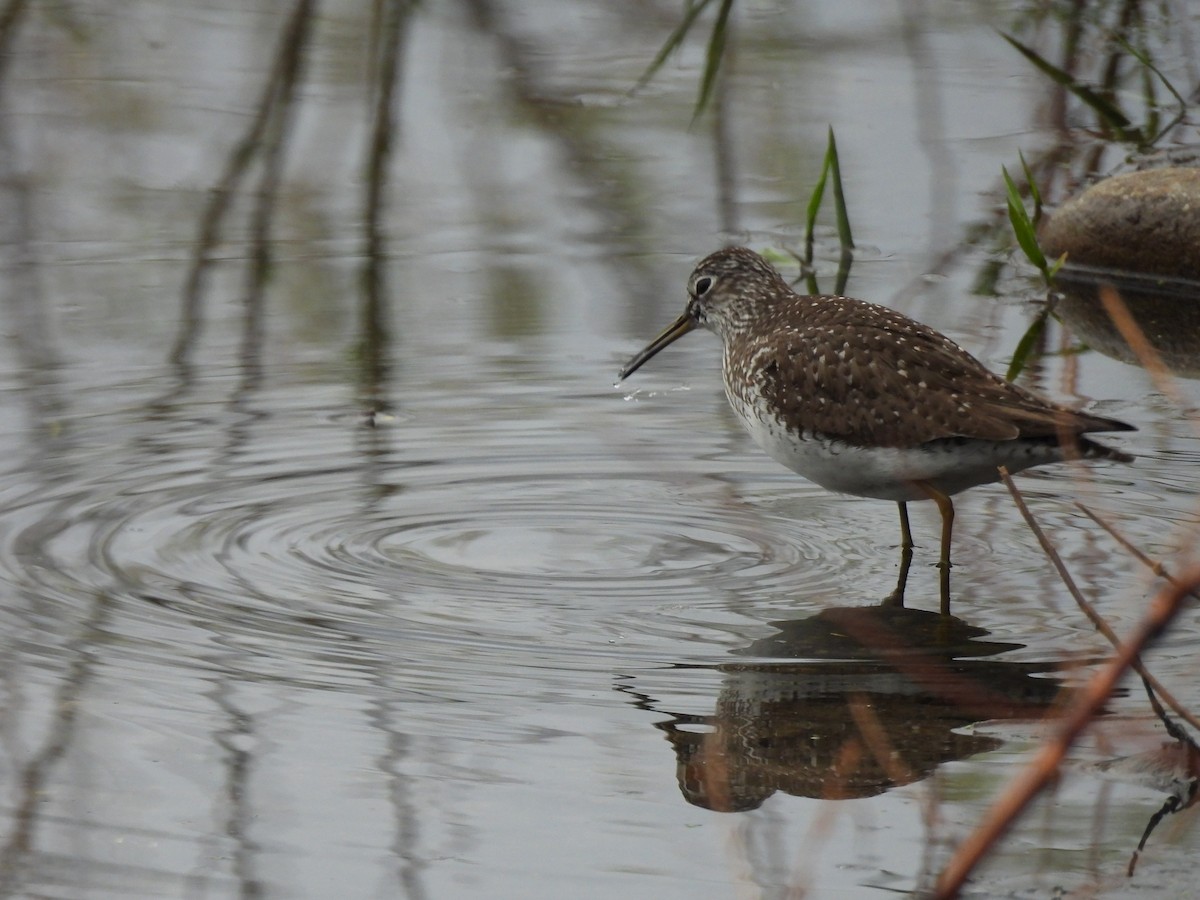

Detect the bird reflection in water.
[{"left": 626, "top": 605, "right": 1068, "bottom": 812}]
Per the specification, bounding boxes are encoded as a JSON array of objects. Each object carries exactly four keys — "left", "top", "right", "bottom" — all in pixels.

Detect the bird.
[{"left": 617, "top": 246, "right": 1134, "bottom": 614}]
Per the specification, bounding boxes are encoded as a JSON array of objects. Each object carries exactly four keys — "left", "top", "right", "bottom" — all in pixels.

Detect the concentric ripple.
[
  {"left": 0, "top": 363, "right": 871, "bottom": 686},
  {"left": 1, "top": 349, "right": 1159, "bottom": 689}
]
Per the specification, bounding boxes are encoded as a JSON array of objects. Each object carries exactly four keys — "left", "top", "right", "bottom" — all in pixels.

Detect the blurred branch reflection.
[
  {"left": 173, "top": 0, "right": 317, "bottom": 372},
  {"left": 359, "top": 0, "right": 413, "bottom": 411}
]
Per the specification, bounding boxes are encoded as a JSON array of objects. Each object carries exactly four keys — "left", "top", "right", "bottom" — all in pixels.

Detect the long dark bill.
[{"left": 617, "top": 312, "right": 696, "bottom": 381}]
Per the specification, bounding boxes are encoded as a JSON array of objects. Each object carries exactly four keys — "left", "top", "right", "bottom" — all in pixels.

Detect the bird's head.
[{"left": 618, "top": 247, "right": 787, "bottom": 381}]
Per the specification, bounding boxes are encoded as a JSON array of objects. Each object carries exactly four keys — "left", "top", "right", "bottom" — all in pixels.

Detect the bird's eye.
[{"left": 693, "top": 276, "right": 713, "bottom": 297}]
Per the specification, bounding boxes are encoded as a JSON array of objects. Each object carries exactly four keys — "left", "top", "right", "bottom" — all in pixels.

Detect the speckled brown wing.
[{"left": 751, "top": 295, "right": 1127, "bottom": 448}]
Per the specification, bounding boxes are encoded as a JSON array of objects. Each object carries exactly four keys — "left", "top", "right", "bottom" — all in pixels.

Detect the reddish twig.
[
  {"left": 1076, "top": 501, "right": 1199, "bottom": 595},
  {"left": 1001, "top": 470, "right": 1200, "bottom": 732},
  {"left": 933, "top": 568, "right": 1200, "bottom": 897}
]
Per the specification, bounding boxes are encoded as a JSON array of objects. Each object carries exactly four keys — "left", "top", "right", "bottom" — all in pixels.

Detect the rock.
[
  {"left": 1040, "top": 167, "right": 1200, "bottom": 376},
  {"left": 1039, "top": 167, "right": 1200, "bottom": 279}
]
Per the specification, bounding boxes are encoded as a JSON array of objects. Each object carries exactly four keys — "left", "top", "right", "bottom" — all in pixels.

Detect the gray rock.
[{"left": 1040, "top": 167, "right": 1200, "bottom": 279}]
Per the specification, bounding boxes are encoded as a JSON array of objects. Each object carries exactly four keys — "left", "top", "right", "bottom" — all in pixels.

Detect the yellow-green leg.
[
  {"left": 898, "top": 501, "right": 914, "bottom": 551},
  {"left": 883, "top": 501, "right": 915, "bottom": 607},
  {"left": 914, "top": 482, "right": 956, "bottom": 616}
]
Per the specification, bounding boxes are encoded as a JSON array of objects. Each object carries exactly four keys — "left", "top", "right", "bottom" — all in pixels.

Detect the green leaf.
[
  {"left": 800, "top": 128, "right": 856, "bottom": 285},
  {"left": 803, "top": 154, "right": 829, "bottom": 266},
  {"left": 1017, "top": 150, "right": 1042, "bottom": 226},
  {"left": 758, "top": 247, "right": 794, "bottom": 267},
  {"left": 1116, "top": 34, "right": 1187, "bottom": 145},
  {"left": 826, "top": 127, "right": 854, "bottom": 252},
  {"left": 970, "top": 257, "right": 1004, "bottom": 298},
  {"left": 833, "top": 249, "right": 851, "bottom": 296},
  {"left": 803, "top": 269, "right": 820, "bottom": 296},
  {"left": 1118, "top": 34, "right": 1186, "bottom": 111},
  {"left": 1005, "top": 306, "right": 1049, "bottom": 381},
  {"left": 693, "top": 0, "right": 734, "bottom": 118},
  {"left": 1002, "top": 165, "right": 1049, "bottom": 276},
  {"left": 632, "top": 0, "right": 716, "bottom": 94},
  {"left": 1001, "top": 32, "right": 1138, "bottom": 141}
]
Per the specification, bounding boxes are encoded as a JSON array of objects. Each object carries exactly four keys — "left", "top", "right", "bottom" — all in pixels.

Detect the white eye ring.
[{"left": 693, "top": 276, "right": 713, "bottom": 297}]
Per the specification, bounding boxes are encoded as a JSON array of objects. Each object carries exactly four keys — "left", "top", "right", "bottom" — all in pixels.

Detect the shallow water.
[{"left": 0, "top": 2, "right": 1198, "bottom": 898}]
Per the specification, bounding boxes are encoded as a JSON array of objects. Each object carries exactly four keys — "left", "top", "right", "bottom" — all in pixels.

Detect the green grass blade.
[
  {"left": 693, "top": 0, "right": 734, "bottom": 118},
  {"left": 826, "top": 127, "right": 854, "bottom": 252},
  {"left": 834, "top": 249, "right": 852, "bottom": 296},
  {"left": 632, "top": 0, "right": 716, "bottom": 94},
  {"left": 1017, "top": 150, "right": 1042, "bottom": 225},
  {"left": 770, "top": 248, "right": 822, "bottom": 295},
  {"left": 1117, "top": 34, "right": 1187, "bottom": 144},
  {"left": 802, "top": 128, "right": 854, "bottom": 271},
  {"left": 1000, "top": 32, "right": 1137, "bottom": 139},
  {"left": 1002, "top": 165, "right": 1049, "bottom": 276},
  {"left": 1118, "top": 34, "right": 1186, "bottom": 111},
  {"left": 1005, "top": 306, "right": 1049, "bottom": 381},
  {"left": 803, "top": 153, "right": 829, "bottom": 266},
  {"left": 970, "top": 257, "right": 1004, "bottom": 298},
  {"left": 1046, "top": 251, "right": 1066, "bottom": 280}
]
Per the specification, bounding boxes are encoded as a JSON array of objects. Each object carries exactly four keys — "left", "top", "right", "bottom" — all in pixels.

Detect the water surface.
[{"left": 0, "top": 2, "right": 1198, "bottom": 898}]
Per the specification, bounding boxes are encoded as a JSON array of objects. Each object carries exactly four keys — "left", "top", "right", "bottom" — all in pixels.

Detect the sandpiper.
[{"left": 618, "top": 247, "right": 1133, "bottom": 614}]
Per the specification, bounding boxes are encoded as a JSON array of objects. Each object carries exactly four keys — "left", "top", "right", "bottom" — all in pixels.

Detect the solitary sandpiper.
[{"left": 618, "top": 247, "right": 1133, "bottom": 614}]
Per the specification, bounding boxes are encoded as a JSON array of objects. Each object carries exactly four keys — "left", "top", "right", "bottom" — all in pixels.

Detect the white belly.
[{"left": 733, "top": 404, "right": 1057, "bottom": 502}]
